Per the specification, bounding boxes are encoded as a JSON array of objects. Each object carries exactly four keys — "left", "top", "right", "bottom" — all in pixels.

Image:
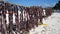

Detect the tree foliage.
[{"left": 53, "top": 1, "right": 60, "bottom": 10}]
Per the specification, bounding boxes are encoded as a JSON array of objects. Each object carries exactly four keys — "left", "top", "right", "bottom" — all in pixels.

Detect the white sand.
[{"left": 29, "top": 12, "right": 60, "bottom": 34}]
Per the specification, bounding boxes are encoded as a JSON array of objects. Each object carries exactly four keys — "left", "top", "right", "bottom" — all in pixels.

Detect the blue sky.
[{"left": 5, "top": 0, "right": 59, "bottom": 8}]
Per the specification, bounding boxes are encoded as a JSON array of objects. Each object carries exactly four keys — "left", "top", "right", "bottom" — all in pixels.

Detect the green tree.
[{"left": 53, "top": 1, "right": 60, "bottom": 10}]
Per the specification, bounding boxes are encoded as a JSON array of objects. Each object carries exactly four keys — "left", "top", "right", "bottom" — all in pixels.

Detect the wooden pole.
[
  {"left": 9, "top": 11, "right": 14, "bottom": 34},
  {"left": 14, "top": 5, "right": 20, "bottom": 34},
  {"left": 0, "top": 11, "right": 3, "bottom": 34},
  {"left": 2, "top": 1, "right": 7, "bottom": 34}
]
